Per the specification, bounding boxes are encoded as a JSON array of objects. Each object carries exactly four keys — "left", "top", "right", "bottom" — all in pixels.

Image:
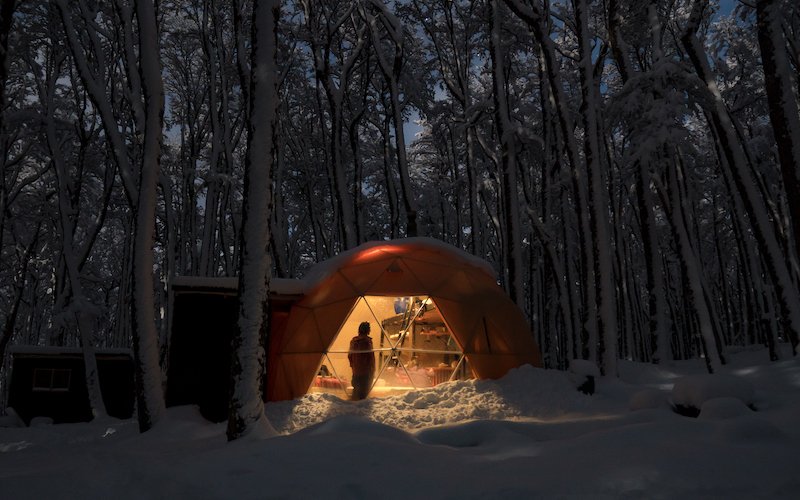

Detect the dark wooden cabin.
[{"left": 7, "top": 347, "right": 135, "bottom": 425}]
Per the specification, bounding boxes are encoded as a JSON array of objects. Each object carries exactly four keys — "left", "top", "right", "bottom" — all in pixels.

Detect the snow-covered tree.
[{"left": 227, "top": 0, "right": 280, "bottom": 441}]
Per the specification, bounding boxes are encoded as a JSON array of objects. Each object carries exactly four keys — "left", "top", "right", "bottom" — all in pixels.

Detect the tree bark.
[
  {"left": 574, "top": 0, "right": 618, "bottom": 375},
  {"left": 489, "top": 0, "right": 524, "bottom": 304},
  {"left": 131, "top": 0, "right": 166, "bottom": 432},
  {"left": 227, "top": 0, "right": 280, "bottom": 441},
  {"left": 757, "top": 0, "right": 800, "bottom": 266}
]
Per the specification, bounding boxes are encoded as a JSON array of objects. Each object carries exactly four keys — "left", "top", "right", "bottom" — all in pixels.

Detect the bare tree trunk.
[
  {"left": 757, "top": 0, "right": 800, "bottom": 266},
  {"left": 0, "top": 224, "right": 38, "bottom": 375},
  {"left": 489, "top": 0, "right": 524, "bottom": 304},
  {"left": 0, "top": 0, "right": 14, "bottom": 306},
  {"left": 654, "top": 161, "right": 723, "bottom": 373},
  {"left": 0, "top": 0, "right": 14, "bottom": 131},
  {"left": 131, "top": 0, "right": 166, "bottom": 432},
  {"left": 46, "top": 90, "right": 109, "bottom": 419},
  {"left": 227, "top": 0, "right": 280, "bottom": 441},
  {"left": 574, "top": 0, "right": 618, "bottom": 375}
]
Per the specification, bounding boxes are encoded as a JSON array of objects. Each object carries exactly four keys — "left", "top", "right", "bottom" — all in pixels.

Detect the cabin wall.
[{"left": 7, "top": 353, "right": 134, "bottom": 425}]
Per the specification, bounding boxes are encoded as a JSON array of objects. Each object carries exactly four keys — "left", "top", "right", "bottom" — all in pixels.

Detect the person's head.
[{"left": 358, "top": 321, "right": 370, "bottom": 335}]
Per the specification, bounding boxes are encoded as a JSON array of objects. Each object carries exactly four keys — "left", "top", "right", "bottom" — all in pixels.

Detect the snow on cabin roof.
[
  {"left": 170, "top": 276, "right": 307, "bottom": 296},
  {"left": 171, "top": 276, "right": 239, "bottom": 290},
  {"left": 271, "top": 278, "right": 307, "bottom": 295},
  {"left": 10, "top": 345, "right": 133, "bottom": 357}
]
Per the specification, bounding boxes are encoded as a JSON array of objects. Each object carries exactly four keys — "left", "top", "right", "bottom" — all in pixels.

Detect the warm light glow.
[
  {"left": 308, "top": 294, "right": 473, "bottom": 400},
  {"left": 352, "top": 246, "right": 392, "bottom": 263}
]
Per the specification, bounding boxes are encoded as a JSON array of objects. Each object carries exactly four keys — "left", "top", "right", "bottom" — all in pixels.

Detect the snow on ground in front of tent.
[{"left": 2, "top": 346, "right": 800, "bottom": 499}]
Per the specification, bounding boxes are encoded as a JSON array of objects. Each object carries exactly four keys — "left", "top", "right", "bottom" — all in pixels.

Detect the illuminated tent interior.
[{"left": 267, "top": 239, "right": 542, "bottom": 401}]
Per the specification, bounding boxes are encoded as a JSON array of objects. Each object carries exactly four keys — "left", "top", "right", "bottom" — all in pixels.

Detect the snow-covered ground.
[{"left": 2, "top": 346, "right": 799, "bottom": 499}]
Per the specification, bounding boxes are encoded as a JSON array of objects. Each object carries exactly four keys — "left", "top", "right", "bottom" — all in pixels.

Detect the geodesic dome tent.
[{"left": 266, "top": 238, "right": 542, "bottom": 401}]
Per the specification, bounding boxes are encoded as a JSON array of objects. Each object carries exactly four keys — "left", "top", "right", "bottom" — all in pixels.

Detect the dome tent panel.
[
  {"left": 463, "top": 313, "right": 493, "bottom": 354},
  {"left": 400, "top": 256, "right": 457, "bottom": 295},
  {"left": 301, "top": 271, "right": 360, "bottom": 308},
  {"left": 481, "top": 315, "right": 513, "bottom": 354},
  {"left": 308, "top": 299, "right": 363, "bottom": 355},
  {"left": 430, "top": 269, "right": 480, "bottom": 302},
  {"left": 354, "top": 258, "right": 428, "bottom": 296},
  {"left": 494, "top": 306, "right": 540, "bottom": 360},
  {"left": 336, "top": 257, "right": 399, "bottom": 295},
  {"left": 266, "top": 354, "right": 294, "bottom": 402},
  {"left": 429, "top": 296, "right": 482, "bottom": 352},
  {"left": 275, "top": 352, "right": 328, "bottom": 401},
  {"left": 280, "top": 306, "right": 329, "bottom": 353}
]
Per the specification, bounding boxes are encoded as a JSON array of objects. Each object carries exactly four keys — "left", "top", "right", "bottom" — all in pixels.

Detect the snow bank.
[
  {"left": 698, "top": 397, "right": 753, "bottom": 420},
  {"left": 265, "top": 364, "right": 590, "bottom": 434},
  {"left": 671, "top": 374, "right": 756, "bottom": 412}
]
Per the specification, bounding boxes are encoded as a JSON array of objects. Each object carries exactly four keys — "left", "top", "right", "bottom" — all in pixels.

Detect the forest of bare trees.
[{"left": 1, "top": 0, "right": 799, "bottom": 429}]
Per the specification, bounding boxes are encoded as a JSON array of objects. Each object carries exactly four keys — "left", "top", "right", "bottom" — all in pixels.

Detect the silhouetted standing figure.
[{"left": 348, "top": 322, "right": 375, "bottom": 400}]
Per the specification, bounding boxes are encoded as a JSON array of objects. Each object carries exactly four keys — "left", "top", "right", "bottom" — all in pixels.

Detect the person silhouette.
[{"left": 348, "top": 321, "right": 376, "bottom": 400}]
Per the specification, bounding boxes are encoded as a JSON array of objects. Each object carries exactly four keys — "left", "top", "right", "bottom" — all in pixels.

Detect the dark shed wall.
[
  {"left": 7, "top": 352, "right": 134, "bottom": 425},
  {"left": 167, "top": 291, "right": 238, "bottom": 422}
]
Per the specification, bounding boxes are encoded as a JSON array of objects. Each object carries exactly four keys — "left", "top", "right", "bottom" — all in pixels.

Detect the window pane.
[
  {"left": 32, "top": 368, "right": 52, "bottom": 390},
  {"left": 51, "top": 369, "right": 71, "bottom": 390}
]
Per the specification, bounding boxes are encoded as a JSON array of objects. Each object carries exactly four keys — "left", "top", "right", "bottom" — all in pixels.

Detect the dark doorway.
[{"left": 167, "top": 287, "right": 238, "bottom": 423}]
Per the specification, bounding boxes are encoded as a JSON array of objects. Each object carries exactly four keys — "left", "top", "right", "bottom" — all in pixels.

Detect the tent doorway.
[{"left": 309, "top": 295, "right": 472, "bottom": 400}]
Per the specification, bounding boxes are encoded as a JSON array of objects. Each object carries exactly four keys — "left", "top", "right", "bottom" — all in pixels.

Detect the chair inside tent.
[{"left": 267, "top": 238, "right": 542, "bottom": 401}]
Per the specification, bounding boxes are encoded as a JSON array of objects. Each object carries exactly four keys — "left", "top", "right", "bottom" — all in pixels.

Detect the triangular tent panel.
[
  {"left": 464, "top": 315, "right": 493, "bottom": 354},
  {"left": 429, "top": 296, "right": 481, "bottom": 352},
  {"left": 483, "top": 315, "right": 512, "bottom": 354},
  {"left": 276, "top": 353, "right": 327, "bottom": 400},
  {"left": 311, "top": 299, "right": 362, "bottom": 353},
  {"left": 337, "top": 257, "right": 396, "bottom": 294},
  {"left": 432, "top": 269, "right": 479, "bottom": 302},
  {"left": 280, "top": 306, "right": 328, "bottom": 353},
  {"left": 403, "top": 257, "right": 455, "bottom": 295},
  {"left": 301, "top": 272, "right": 360, "bottom": 308},
  {"left": 362, "top": 258, "right": 427, "bottom": 296}
]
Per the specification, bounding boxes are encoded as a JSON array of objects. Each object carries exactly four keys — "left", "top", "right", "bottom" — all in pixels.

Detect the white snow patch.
[{"left": 671, "top": 374, "right": 756, "bottom": 410}]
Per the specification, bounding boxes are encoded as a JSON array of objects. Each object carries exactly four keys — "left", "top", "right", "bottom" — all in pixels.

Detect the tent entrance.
[{"left": 308, "top": 295, "right": 473, "bottom": 399}]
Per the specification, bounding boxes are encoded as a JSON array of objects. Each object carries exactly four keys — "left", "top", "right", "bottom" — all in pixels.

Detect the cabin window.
[{"left": 32, "top": 368, "right": 72, "bottom": 392}]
